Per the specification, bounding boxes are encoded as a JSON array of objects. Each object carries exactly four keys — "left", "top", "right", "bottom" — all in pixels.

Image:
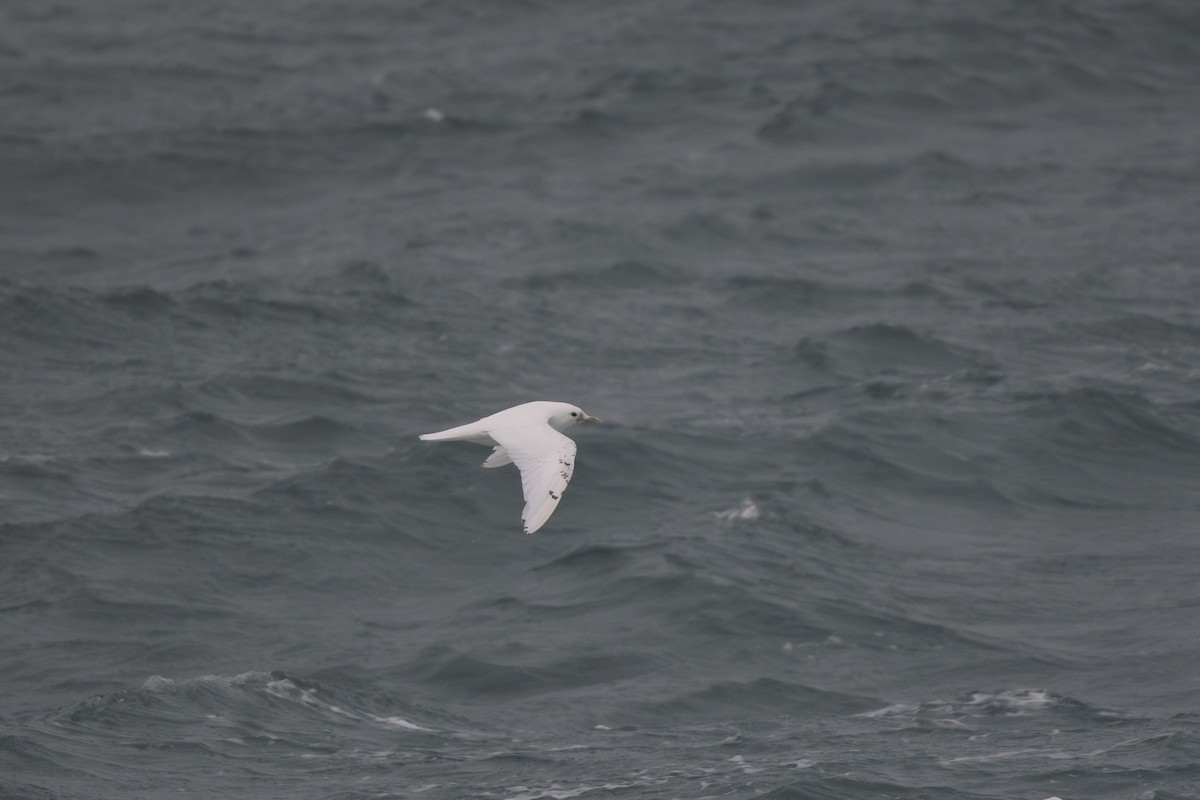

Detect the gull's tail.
[{"left": 418, "top": 420, "right": 490, "bottom": 443}]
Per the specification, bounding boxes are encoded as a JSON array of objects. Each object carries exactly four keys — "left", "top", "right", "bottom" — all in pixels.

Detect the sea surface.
[{"left": 3, "top": 1, "right": 1200, "bottom": 798}]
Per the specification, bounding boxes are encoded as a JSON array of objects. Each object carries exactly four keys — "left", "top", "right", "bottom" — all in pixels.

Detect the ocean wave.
[
  {"left": 1014, "top": 386, "right": 1199, "bottom": 456},
  {"left": 400, "top": 645, "right": 653, "bottom": 700},
  {"left": 0, "top": 273, "right": 415, "bottom": 357},
  {"left": 794, "top": 322, "right": 992, "bottom": 381},
  {"left": 636, "top": 677, "right": 878, "bottom": 724},
  {"left": 502, "top": 259, "right": 687, "bottom": 291},
  {"left": 722, "top": 275, "right": 891, "bottom": 312}
]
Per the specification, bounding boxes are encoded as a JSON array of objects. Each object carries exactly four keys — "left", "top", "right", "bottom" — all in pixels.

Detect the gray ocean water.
[{"left": 3, "top": 1, "right": 1200, "bottom": 798}]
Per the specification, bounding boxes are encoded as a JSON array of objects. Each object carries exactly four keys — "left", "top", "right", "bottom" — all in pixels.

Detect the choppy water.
[{"left": 3, "top": 1, "right": 1200, "bottom": 798}]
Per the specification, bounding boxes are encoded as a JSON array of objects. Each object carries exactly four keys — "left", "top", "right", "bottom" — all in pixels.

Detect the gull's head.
[{"left": 548, "top": 403, "right": 602, "bottom": 431}]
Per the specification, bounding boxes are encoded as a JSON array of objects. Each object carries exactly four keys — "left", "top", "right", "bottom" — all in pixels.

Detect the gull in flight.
[{"left": 419, "top": 401, "right": 602, "bottom": 534}]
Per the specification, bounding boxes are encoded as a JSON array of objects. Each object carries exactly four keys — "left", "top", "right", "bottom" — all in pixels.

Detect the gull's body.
[{"left": 418, "top": 401, "right": 601, "bottom": 534}]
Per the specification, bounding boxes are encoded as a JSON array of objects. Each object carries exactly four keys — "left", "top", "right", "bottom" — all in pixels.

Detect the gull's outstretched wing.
[
  {"left": 481, "top": 446, "right": 512, "bottom": 468},
  {"left": 489, "top": 425, "right": 577, "bottom": 534}
]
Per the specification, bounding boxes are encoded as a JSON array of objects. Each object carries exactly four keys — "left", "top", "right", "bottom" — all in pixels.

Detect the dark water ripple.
[{"left": 4, "top": 678, "right": 1198, "bottom": 799}]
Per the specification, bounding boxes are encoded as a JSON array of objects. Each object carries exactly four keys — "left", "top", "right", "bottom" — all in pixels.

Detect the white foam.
[
  {"left": 503, "top": 783, "right": 649, "bottom": 800},
  {"left": 374, "top": 715, "right": 434, "bottom": 732},
  {"left": 715, "top": 498, "right": 761, "bottom": 522},
  {"left": 859, "top": 702, "right": 919, "bottom": 719},
  {"left": 965, "top": 689, "right": 1056, "bottom": 712},
  {"left": 942, "top": 747, "right": 1073, "bottom": 765},
  {"left": 141, "top": 674, "right": 176, "bottom": 690},
  {"left": 143, "top": 672, "right": 437, "bottom": 732}
]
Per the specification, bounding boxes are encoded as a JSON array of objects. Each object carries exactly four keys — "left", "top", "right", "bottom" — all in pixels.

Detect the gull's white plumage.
[{"left": 418, "top": 401, "right": 601, "bottom": 534}]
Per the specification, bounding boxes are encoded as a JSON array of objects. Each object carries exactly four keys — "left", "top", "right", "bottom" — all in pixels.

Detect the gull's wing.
[
  {"left": 489, "top": 425, "right": 577, "bottom": 534},
  {"left": 481, "top": 446, "right": 512, "bottom": 468}
]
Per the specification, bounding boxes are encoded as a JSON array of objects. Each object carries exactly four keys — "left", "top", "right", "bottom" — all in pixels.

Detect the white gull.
[{"left": 419, "top": 401, "right": 602, "bottom": 534}]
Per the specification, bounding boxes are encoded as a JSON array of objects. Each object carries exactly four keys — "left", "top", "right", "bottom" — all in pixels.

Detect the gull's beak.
[{"left": 583, "top": 413, "right": 602, "bottom": 423}]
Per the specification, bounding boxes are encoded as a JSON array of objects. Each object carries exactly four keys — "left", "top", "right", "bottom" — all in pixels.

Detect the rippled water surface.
[{"left": 3, "top": 1, "right": 1200, "bottom": 798}]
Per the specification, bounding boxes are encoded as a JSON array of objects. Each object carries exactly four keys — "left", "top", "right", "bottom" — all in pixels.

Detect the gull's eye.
[{"left": 570, "top": 412, "right": 578, "bottom": 417}]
